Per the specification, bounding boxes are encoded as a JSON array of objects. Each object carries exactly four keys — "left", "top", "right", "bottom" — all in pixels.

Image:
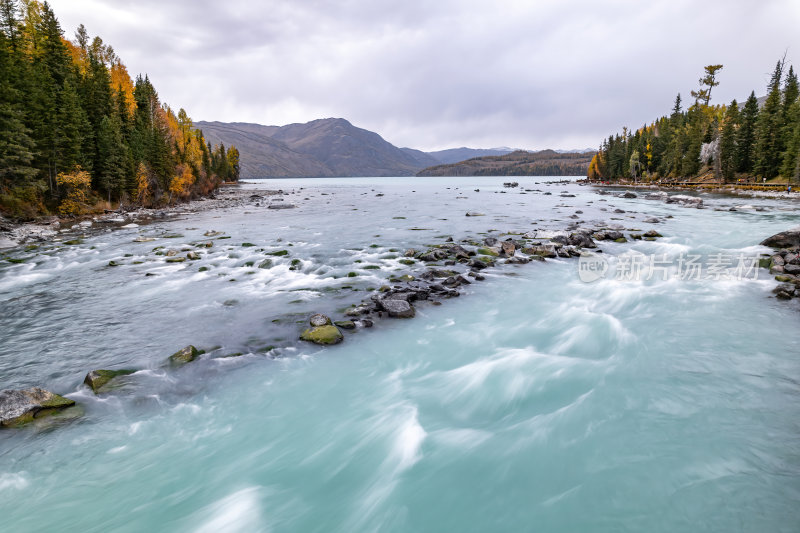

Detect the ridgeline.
[{"left": 417, "top": 150, "right": 593, "bottom": 177}]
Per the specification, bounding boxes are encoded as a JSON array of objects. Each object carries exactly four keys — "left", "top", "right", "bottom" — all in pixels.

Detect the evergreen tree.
[
  {"left": 780, "top": 100, "right": 800, "bottom": 180},
  {"left": 719, "top": 100, "right": 739, "bottom": 181},
  {"left": 97, "top": 112, "right": 127, "bottom": 202},
  {"left": 755, "top": 61, "right": 784, "bottom": 178},
  {"left": 736, "top": 92, "right": 759, "bottom": 174}
]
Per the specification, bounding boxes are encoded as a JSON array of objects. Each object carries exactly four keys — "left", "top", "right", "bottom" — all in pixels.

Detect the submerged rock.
[
  {"left": 334, "top": 320, "right": 356, "bottom": 330},
  {"left": 300, "top": 325, "right": 344, "bottom": 345},
  {"left": 0, "top": 387, "right": 76, "bottom": 427},
  {"left": 169, "top": 345, "right": 200, "bottom": 365},
  {"left": 84, "top": 369, "right": 136, "bottom": 394}
]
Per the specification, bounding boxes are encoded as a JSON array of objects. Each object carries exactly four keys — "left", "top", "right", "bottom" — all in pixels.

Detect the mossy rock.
[
  {"left": 399, "top": 259, "right": 416, "bottom": 266},
  {"left": 334, "top": 320, "right": 356, "bottom": 330},
  {"left": 0, "top": 388, "right": 77, "bottom": 427},
  {"left": 166, "top": 256, "right": 186, "bottom": 263},
  {"left": 199, "top": 266, "right": 209, "bottom": 272},
  {"left": 347, "top": 272, "right": 358, "bottom": 277},
  {"left": 614, "top": 237, "right": 628, "bottom": 243},
  {"left": 363, "top": 265, "right": 381, "bottom": 270},
  {"left": 477, "top": 247, "right": 499, "bottom": 257},
  {"left": 299, "top": 325, "right": 344, "bottom": 345},
  {"left": 84, "top": 369, "right": 136, "bottom": 394},
  {"left": 630, "top": 234, "right": 643, "bottom": 240},
  {"left": 389, "top": 274, "right": 415, "bottom": 283},
  {"left": 241, "top": 242, "right": 256, "bottom": 247},
  {"left": 63, "top": 239, "right": 83, "bottom": 245},
  {"left": 477, "top": 255, "right": 496, "bottom": 263},
  {"left": 759, "top": 258, "right": 772, "bottom": 269},
  {"left": 169, "top": 345, "right": 201, "bottom": 365},
  {"left": 108, "top": 260, "right": 121, "bottom": 267},
  {"left": 258, "top": 259, "right": 273, "bottom": 269},
  {"left": 267, "top": 250, "right": 289, "bottom": 256}
]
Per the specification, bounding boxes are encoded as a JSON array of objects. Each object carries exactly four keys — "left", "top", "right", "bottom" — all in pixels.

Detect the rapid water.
[{"left": 1, "top": 177, "right": 799, "bottom": 532}]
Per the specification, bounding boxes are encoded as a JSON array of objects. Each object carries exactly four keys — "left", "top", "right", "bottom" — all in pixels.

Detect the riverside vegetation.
[
  {"left": 0, "top": 0, "right": 240, "bottom": 220},
  {"left": 588, "top": 61, "right": 800, "bottom": 185}
]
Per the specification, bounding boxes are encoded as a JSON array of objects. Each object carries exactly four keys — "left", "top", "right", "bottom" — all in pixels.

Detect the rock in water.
[
  {"left": 501, "top": 240, "right": 516, "bottom": 257},
  {"left": 0, "top": 388, "right": 76, "bottom": 426},
  {"left": 300, "top": 325, "right": 344, "bottom": 345},
  {"left": 309, "top": 313, "right": 332, "bottom": 327},
  {"left": 379, "top": 298, "right": 416, "bottom": 318},
  {"left": 169, "top": 345, "right": 200, "bottom": 365},
  {"left": 760, "top": 229, "right": 800, "bottom": 249},
  {"left": 84, "top": 369, "right": 136, "bottom": 393}
]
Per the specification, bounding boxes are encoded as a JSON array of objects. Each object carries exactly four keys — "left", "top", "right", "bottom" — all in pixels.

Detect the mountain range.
[{"left": 196, "top": 118, "right": 593, "bottom": 178}]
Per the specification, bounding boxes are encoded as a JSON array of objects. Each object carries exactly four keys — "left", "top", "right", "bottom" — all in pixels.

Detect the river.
[{"left": 1, "top": 177, "right": 798, "bottom": 532}]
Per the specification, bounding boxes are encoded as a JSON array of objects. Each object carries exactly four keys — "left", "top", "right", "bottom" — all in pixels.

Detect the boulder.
[
  {"left": 378, "top": 298, "right": 416, "bottom": 318},
  {"left": 619, "top": 192, "right": 637, "bottom": 198},
  {"left": 484, "top": 237, "right": 498, "bottom": 247},
  {"left": 334, "top": 320, "right": 356, "bottom": 330},
  {"left": 785, "top": 264, "right": 800, "bottom": 275},
  {"left": 761, "top": 229, "right": 800, "bottom": 249},
  {"left": 0, "top": 388, "right": 76, "bottom": 427},
  {"left": 299, "top": 325, "right": 344, "bottom": 345},
  {"left": 568, "top": 232, "right": 596, "bottom": 248},
  {"left": 309, "top": 313, "right": 332, "bottom": 327},
  {"left": 84, "top": 369, "right": 136, "bottom": 393},
  {"left": 666, "top": 195, "right": 703, "bottom": 207},
  {"left": 169, "top": 345, "right": 200, "bottom": 365},
  {"left": 643, "top": 230, "right": 663, "bottom": 238},
  {"left": 500, "top": 240, "right": 516, "bottom": 257}
]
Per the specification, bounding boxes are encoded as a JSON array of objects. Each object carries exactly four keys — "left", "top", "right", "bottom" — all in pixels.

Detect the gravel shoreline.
[{"left": 0, "top": 185, "right": 288, "bottom": 251}]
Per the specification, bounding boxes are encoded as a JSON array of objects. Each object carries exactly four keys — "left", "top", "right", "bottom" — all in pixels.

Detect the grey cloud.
[{"left": 49, "top": 0, "right": 800, "bottom": 151}]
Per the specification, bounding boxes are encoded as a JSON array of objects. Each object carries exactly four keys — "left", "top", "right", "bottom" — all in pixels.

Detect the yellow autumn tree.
[{"left": 55, "top": 169, "right": 92, "bottom": 216}]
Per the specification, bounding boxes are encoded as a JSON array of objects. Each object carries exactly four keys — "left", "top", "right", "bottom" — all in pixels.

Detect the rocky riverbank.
[{"left": 0, "top": 185, "right": 293, "bottom": 251}]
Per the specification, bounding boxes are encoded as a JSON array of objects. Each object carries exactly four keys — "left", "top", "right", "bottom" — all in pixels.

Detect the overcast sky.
[{"left": 48, "top": 0, "right": 800, "bottom": 151}]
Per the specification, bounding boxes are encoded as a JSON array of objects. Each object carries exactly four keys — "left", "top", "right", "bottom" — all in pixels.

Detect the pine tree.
[
  {"left": 97, "top": 112, "right": 127, "bottom": 202},
  {"left": 736, "top": 92, "right": 759, "bottom": 174},
  {"left": 780, "top": 100, "right": 800, "bottom": 180},
  {"left": 755, "top": 61, "right": 784, "bottom": 179},
  {"left": 720, "top": 100, "right": 739, "bottom": 181}
]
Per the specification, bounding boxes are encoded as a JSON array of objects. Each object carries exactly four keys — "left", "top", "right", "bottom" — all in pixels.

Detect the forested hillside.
[
  {"left": 417, "top": 150, "right": 592, "bottom": 176},
  {"left": 589, "top": 61, "right": 800, "bottom": 183},
  {"left": 0, "top": 0, "right": 239, "bottom": 219}
]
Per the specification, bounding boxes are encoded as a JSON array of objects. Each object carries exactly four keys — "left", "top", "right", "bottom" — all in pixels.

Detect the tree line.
[
  {"left": 0, "top": 0, "right": 239, "bottom": 219},
  {"left": 588, "top": 60, "right": 800, "bottom": 183}
]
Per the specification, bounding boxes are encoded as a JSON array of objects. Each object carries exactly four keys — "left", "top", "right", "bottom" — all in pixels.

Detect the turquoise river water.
[{"left": 1, "top": 177, "right": 799, "bottom": 532}]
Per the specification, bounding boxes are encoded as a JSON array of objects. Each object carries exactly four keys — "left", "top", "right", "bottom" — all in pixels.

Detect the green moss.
[
  {"left": 244, "top": 261, "right": 255, "bottom": 267},
  {"left": 199, "top": 266, "right": 209, "bottom": 272},
  {"left": 477, "top": 255, "right": 495, "bottom": 263},
  {"left": 169, "top": 345, "right": 201, "bottom": 365},
  {"left": 614, "top": 237, "right": 628, "bottom": 243},
  {"left": 477, "top": 247, "right": 499, "bottom": 257},
  {"left": 363, "top": 265, "right": 381, "bottom": 270},
  {"left": 369, "top": 244, "right": 380, "bottom": 248},
  {"left": 108, "top": 260, "right": 120, "bottom": 267},
  {"left": 267, "top": 250, "right": 289, "bottom": 256},
  {"left": 399, "top": 259, "right": 415, "bottom": 265},
  {"left": 242, "top": 242, "right": 256, "bottom": 247},
  {"left": 84, "top": 369, "right": 136, "bottom": 393},
  {"left": 759, "top": 258, "right": 772, "bottom": 269},
  {"left": 347, "top": 272, "right": 358, "bottom": 277},
  {"left": 300, "top": 325, "right": 344, "bottom": 345},
  {"left": 7, "top": 257, "right": 27, "bottom": 264},
  {"left": 63, "top": 239, "right": 83, "bottom": 245}
]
